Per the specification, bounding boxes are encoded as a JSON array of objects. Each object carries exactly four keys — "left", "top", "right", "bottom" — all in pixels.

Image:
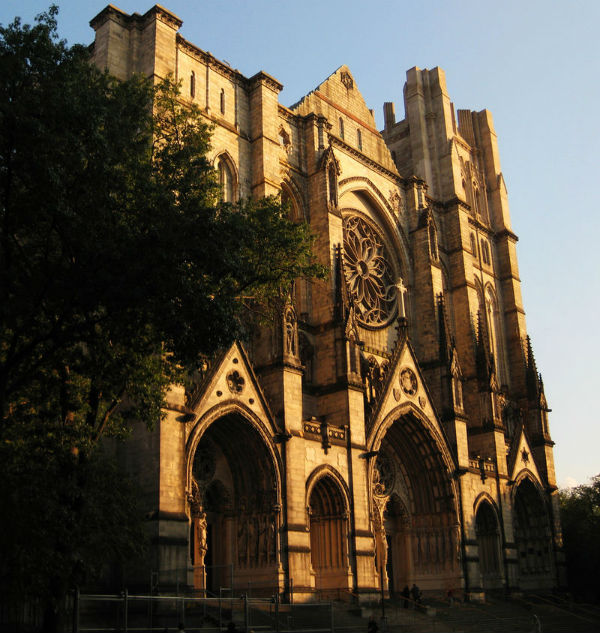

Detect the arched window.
[
  {"left": 190, "top": 71, "right": 195, "bottom": 98},
  {"left": 470, "top": 232, "right": 477, "bottom": 257},
  {"left": 220, "top": 88, "right": 225, "bottom": 115},
  {"left": 309, "top": 475, "right": 349, "bottom": 586},
  {"left": 357, "top": 128, "right": 363, "bottom": 151},
  {"left": 485, "top": 285, "right": 506, "bottom": 383},
  {"left": 339, "top": 117, "right": 345, "bottom": 140},
  {"left": 217, "top": 155, "right": 235, "bottom": 202},
  {"left": 428, "top": 221, "right": 439, "bottom": 261},
  {"left": 472, "top": 183, "right": 480, "bottom": 216},
  {"left": 328, "top": 163, "right": 338, "bottom": 207},
  {"left": 475, "top": 502, "right": 502, "bottom": 588},
  {"left": 481, "top": 239, "right": 491, "bottom": 265}
]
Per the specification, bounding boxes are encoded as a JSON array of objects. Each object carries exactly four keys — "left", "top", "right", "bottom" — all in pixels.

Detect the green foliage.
[
  {"left": 0, "top": 8, "right": 324, "bottom": 435},
  {"left": 0, "top": 6, "right": 325, "bottom": 628},
  {"left": 559, "top": 475, "right": 600, "bottom": 601},
  {"left": 0, "top": 418, "right": 147, "bottom": 623}
]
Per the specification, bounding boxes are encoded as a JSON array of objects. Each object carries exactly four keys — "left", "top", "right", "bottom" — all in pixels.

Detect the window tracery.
[
  {"left": 217, "top": 155, "right": 235, "bottom": 202},
  {"left": 342, "top": 215, "right": 398, "bottom": 328}
]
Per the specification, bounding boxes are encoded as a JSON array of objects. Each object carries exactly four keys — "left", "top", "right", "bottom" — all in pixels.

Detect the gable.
[
  {"left": 509, "top": 428, "right": 542, "bottom": 483},
  {"left": 367, "top": 336, "right": 450, "bottom": 460},
  {"left": 187, "top": 341, "right": 277, "bottom": 437},
  {"left": 291, "top": 65, "right": 377, "bottom": 130}
]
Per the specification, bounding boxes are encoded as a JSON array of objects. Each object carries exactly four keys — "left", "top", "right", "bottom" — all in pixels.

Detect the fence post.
[
  {"left": 243, "top": 593, "right": 249, "bottom": 633},
  {"left": 72, "top": 588, "right": 79, "bottom": 633},
  {"left": 123, "top": 589, "right": 128, "bottom": 633},
  {"left": 330, "top": 601, "right": 334, "bottom": 633}
]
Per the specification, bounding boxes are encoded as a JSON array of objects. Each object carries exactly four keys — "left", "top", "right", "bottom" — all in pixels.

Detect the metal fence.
[{"left": 75, "top": 593, "right": 337, "bottom": 633}]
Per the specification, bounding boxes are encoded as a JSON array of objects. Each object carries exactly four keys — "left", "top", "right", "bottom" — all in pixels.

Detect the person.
[
  {"left": 401, "top": 585, "right": 410, "bottom": 609},
  {"left": 410, "top": 583, "right": 421, "bottom": 607},
  {"left": 367, "top": 616, "right": 378, "bottom": 633},
  {"left": 447, "top": 588, "right": 454, "bottom": 607}
]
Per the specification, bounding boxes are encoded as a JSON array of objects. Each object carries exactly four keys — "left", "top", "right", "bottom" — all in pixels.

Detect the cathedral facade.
[{"left": 90, "top": 5, "right": 564, "bottom": 600}]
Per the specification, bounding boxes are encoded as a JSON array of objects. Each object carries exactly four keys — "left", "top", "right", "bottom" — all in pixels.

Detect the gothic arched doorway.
[
  {"left": 189, "top": 412, "right": 280, "bottom": 595},
  {"left": 514, "top": 478, "right": 553, "bottom": 589},
  {"left": 308, "top": 474, "right": 350, "bottom": 595},
  {"left": 371, "top": 409, "right": 460, "bottom": 594},
  {"left": 475, "top": 501, "right": 503, "bottom": 589}
]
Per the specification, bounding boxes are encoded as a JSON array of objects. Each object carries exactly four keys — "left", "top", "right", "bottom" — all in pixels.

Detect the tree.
[
  {"left": 559, "top": 475, "right": 600, "bottom": 602},
  {"left": 0, "top": 7, "right": 324, "bottom": 630}
]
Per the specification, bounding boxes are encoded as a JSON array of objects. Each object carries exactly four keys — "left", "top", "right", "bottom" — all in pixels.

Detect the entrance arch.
[
  {"left": 474, "top": 500, "right": 503, "bottom": 589},
  {"left": 307, "top": 472, "right": 351, "bottom": 594},
  {"left": 370, "top": 407, "right": 460, "bottom": 593},
  {"left": 514, "top": 477, "right": 553, "bottom": 589},
  {"left": 188, "top": 410, "right": 280, "bottom": 595}
]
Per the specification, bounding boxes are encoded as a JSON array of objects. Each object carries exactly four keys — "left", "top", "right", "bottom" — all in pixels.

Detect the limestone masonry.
[{"left": 90, "top": 4, "right": 564, "bottom": 600}]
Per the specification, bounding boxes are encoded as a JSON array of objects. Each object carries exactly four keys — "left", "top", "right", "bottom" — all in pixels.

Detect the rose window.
[{"left": 342, "top": 215, "right": 397, "bottom": 327}]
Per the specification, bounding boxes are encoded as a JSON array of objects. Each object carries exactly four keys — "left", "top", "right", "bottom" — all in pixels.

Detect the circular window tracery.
[{"left": 342, "top": 215, "right": 398, "bottom": 327}]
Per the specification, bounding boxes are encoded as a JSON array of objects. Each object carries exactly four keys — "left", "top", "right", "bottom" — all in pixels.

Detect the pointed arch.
[
  {"left": 367, "top": 403, "right": 460, "bottom": 586},
  {"left": 338, "top": 177, "right": 412, "bottom": 280},
  {"left": 512, "top": 475, "right": 553, "bottom": 587},
  {"left": 473, "top": 497, "right": 503, "bottom": 588},
  {"left": 484, "top": 283, "right": 507, "bottom": 385},
  {"left": 214, "top": 151, "right": 238, "bottom": 202},
  {"left": 186, "top": 401, "right": 283, "bottom": 593},
  {"left": 306, "top": 466, "right": 352, "bottom": 593},
  {"left": 280, "top": 177, "right": 308, "bottom": 222}
]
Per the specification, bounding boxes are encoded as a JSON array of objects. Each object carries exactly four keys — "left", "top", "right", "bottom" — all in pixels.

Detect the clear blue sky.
[{"left": 2, "top": 0, "right": 598, "bottom": 489}]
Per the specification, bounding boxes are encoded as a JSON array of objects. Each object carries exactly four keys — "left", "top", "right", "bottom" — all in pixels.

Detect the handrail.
[{"left": 521, "top": 592, "right": 600, "bottom": 625}]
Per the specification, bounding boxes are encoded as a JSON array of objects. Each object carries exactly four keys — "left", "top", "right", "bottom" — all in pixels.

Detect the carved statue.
[
  {"left": 197, "top": 512, "right": 208, "bottom": 556},
  {"left": 284, "top": 307, "right": 297, "bottom": 356}
]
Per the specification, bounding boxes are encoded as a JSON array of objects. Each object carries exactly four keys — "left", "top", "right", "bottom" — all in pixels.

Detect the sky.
[{"left": 1, "top": 0, "right": 598, "bottom": 489}]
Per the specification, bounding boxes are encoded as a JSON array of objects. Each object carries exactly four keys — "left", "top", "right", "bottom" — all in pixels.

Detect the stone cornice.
[
  {"left": 149, "top": 4, "right": 183, "bottom": 29},
  {"left": 177, "top": 35, "right": 244, "bottom": 83},
  {"left": 496, "top": 227, "right": 519, "bottom": 242},
  {"left": 280, "top": 158, "right": 308, "bottom": 179},
  {"left": 249, "top": 71, "right": 284, "bottom": 93},
  {"left": 450, "top": 133, "right": 473, "bottom": 153},
  {"left": 91, "top": 4, "right": 183, "bottom": 31},
  {"left": 278, "top": 104, "right": 297, "bottom": 123},
  {"left": 498, "top": 272, "right": 522, "bottom": 284}
]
